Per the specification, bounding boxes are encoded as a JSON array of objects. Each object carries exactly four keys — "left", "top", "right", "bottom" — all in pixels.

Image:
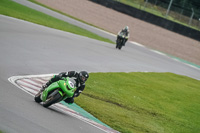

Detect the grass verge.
[
  {"left": 28, "top": 0, "right": 113, "bottom": 34},
  {"left": 0, "top": 0, "right": 114, "bottom": 44},
  {"left": 75, "top": 72, "right": 200, "bottom": 133}
]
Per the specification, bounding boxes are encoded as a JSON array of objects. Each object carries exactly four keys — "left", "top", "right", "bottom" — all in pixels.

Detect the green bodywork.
[{"left": 41, "top": 77, "right": 77, "bottom": 102}]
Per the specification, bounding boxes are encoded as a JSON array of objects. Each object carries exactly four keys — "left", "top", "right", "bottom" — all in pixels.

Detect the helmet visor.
[{"left": 80, "top": 75, "right": 86, "bottom": 82}]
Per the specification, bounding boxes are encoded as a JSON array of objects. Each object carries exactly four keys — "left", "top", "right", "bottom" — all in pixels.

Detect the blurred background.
[{"left": 116, "top": 0, "right": 200, "bottom": 30}]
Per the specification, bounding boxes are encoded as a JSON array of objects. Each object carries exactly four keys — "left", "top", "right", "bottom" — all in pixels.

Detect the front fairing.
[
  {"left": 41, "top": 77, "right": 77, "bottom": 102},
  {"left": 118, "top": 32, "right": 126, "bottom": 38},
  {"left": 41, "top": 82, "right": 59, "bottom": 102},
  {"left": 58, "top": 78, "right": 76, "bottom": 98}
]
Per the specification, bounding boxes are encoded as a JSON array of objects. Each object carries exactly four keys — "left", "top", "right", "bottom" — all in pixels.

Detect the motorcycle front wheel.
[
  {"left": 34, "top": 91, "right": 42, "bottom": 103},
  {"left": 118, "top": 44, "right": 122, "bottom": 49},
  {"left": 43, "top": 90, "right": 62, "bottom": 108}
]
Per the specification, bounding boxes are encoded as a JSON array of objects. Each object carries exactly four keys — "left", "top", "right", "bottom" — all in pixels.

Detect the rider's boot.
[{"left": 40, "top": 84, "right": 47, "bottom": 92}]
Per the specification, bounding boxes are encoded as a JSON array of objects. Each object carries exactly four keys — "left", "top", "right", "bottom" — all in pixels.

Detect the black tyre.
[
  {"left": 116, "top": 41, "right": 119, "bottom": 48},
  {"left": 43, "top": 90, "right": 62, "bottom": 108},
  {"left": 116, "top": 38, "right": 121, "bottom": 49},
  {"left": 34, "top": 91, "right": 42, "bottom": 103},
  {"left": 119, "top": 44, "right": 122, "bottom": 50}
]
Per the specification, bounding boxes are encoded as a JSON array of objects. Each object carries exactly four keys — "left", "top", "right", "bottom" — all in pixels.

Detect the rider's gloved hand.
[
  {"left": 40, "top": 84, "right": 48, "bottom": 91},
  {"left": 42, "top": 84, "right": 48, "bottom": 88}
]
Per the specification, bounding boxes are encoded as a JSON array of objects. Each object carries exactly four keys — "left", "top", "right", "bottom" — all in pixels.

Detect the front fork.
[
  {"left": 41, "top": 85, "right": 68, "bottom": 102},
  {"left": 41, "top": 82, "right": 59, "bottom": 102}
]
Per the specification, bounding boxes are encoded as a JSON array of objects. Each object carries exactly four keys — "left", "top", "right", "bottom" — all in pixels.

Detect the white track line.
[{"left": 8, "top": 74, "right": 119, "bottom": 133}]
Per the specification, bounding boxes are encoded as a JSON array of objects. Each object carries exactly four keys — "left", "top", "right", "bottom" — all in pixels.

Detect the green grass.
[
  {"left": 2, "top": 0, "right": 200, "bottom": 132},
  {"left": 0, "top": 0, "right": 114, "bottom": 44},
  {"left": 30, "top": 0, "right": 198, "bottom": 31},
  {"left": 75, "top": 72, "right": 200, "bottom": 133},
  {"left": 28, "top": 0, "right": 113, "bottom": 34}
]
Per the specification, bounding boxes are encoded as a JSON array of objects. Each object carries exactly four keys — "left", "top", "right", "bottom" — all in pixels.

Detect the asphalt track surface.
[{"left": 0, "top": 1, "right": 200, "bottom": 133}]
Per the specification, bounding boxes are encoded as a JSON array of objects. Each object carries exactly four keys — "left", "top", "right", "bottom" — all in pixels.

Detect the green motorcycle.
[{"left": 34, "top": 77, "right": 77, "bottom": 108}]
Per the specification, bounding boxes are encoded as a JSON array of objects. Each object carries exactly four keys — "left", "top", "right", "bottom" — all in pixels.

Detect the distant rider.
[
  {"left": 40, "top": 71, "right": 89, "bottom": 104},
  {"left": 117, "top": 26, "right": 130, "bottom": 46}
]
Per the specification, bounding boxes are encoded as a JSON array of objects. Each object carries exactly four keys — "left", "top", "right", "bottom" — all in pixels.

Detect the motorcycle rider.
[
  {"left": 40, "top": 71, "right": 89, "bottom": 104},
  {"left": 117, "top": 26, "right": 130, "bottom": 46}
]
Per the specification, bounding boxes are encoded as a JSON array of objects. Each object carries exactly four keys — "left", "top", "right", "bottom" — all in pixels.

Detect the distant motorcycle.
[
  {"left": 34, "top": 77, "right": 76, "bottom": 108},
  {"left": 116, "top": 32, "right": 127, "bottom": 50}
]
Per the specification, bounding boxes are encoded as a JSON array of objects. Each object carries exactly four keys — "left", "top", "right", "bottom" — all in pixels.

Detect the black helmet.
[{"left": 78, "top": 71, "right": 89, "bottom": 83}]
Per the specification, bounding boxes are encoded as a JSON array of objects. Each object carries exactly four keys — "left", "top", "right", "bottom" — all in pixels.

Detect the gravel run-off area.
[{"left": 36, "top": 0, "right": 200, "bottom": 65}]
